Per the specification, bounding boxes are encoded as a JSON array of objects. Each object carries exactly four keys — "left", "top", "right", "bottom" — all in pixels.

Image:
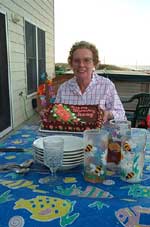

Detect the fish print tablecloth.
[{"left": 0, "top": 125, "right": 150, "bottom": 227}]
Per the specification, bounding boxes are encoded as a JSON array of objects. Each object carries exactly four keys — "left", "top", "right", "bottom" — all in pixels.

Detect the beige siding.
[{"left": 0, "top": 0, "right": 54, "bottom": 128}]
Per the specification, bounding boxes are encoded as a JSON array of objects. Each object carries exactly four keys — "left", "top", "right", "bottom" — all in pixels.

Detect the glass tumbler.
[
  {"left": 120, "top": 128, "right": 147, "bottom": 183},
  {"left": 83, "top": 129, "right": 109, "bottom": 183},
  {"left": 106, "top": 120, "right": 131, "bottom": 171}
]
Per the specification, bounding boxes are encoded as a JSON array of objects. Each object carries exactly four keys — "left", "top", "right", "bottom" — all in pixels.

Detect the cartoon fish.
[
  {"left": 0, "top": 190, "right": 14, "bottom": 204},
  {"left": 0, "top": 179, "right": 47, "bottom": 193},
  {"left": 121, "top": 184, "right": 150, "bottom": 198},
  {"left": 54, "top": 184, "right": 113, "bottom": 198},
  {"left": 63, "top": 177, "right": 77, "bottom": 183},
  {"left": 115, "top": 206, "right": 150, "bottom": 227},
  {"left": 88, "top": 201, "right": 109, "bottom": 210},
  {"left": 14, "top": 196, "right": 79, "bottom": 226},
  {"left": 12, "top": 139, "right": 23, "bottom": 145}
]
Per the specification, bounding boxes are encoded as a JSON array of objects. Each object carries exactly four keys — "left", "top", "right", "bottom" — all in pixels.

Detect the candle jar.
[
  {"left": 106, "top": 120, "right": 131, "bottom": 171},
  {"left": 83, "top": 129, "right": 109, "bottom": 183},
  {"left": 120, "top": 128, "right": 146, "bottom": 183}
]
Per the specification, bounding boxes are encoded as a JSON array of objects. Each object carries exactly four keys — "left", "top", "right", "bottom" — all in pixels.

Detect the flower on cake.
[{"left": 51, "top": 104, "right": 81, "bottom": 123}]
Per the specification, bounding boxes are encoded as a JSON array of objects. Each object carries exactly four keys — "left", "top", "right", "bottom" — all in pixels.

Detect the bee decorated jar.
[
  {"left": 83, "top": 129, "right": 109, "bottom": 183},
  {"left": 120, "top": 128, "right": 146, "bottom": 183},
  {"left": 105, "top": 120, "right": 131, "bottom": 171}
]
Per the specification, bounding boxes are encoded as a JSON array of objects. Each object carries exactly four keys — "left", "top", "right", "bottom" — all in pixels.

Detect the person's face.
[{"left": 71, "top": 48, "right": 95, "bottom": 80}]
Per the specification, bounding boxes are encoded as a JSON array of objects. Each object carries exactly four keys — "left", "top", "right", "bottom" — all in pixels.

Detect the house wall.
[{"left": 0, "top": 0, "right": 54, "bottom": 128}]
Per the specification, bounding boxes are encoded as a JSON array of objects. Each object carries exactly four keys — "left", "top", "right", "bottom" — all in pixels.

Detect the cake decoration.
[
  {"left": 51, "top": 104, "right": 82, "bottom": 123},
  {"left": 40, "top": 104, "right": 104, "bottom": 132}
]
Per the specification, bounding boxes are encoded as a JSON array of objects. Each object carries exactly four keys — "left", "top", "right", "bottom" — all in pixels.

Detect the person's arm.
[{"left": 103, "top": 111, "right": 114, "bottom": 123}]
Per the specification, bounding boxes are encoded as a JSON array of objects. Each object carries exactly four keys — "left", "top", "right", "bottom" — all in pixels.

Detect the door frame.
[{"left": 0, "top": 10, "right": 13, "bottom": 138}]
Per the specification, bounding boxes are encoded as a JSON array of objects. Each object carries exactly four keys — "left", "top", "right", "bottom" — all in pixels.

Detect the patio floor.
[{"left": 0, "top": 112, "right": 41, "bottom": 142}]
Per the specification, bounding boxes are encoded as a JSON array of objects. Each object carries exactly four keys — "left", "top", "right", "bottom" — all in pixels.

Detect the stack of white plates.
[{"left": 32, "top": 135, "right": 84, "bottom": 170}]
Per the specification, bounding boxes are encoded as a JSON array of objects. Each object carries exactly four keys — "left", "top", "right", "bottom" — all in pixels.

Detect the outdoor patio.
[{"left": 0, "top": 112, "right": 40, "bottom": 142}]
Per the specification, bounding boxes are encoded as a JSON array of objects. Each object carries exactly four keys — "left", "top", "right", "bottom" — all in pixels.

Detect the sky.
[{"left": 54, "top": 0, "right": 150, "bottom": 66}]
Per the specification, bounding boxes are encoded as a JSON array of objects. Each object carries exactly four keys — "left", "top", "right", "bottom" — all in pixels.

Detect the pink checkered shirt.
[{"left": 55, "top": 73, "right": 126, "bottom": 120}]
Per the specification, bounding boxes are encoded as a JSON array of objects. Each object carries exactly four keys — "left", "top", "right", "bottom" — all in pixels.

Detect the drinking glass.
[
  {"left": 120, "top": 128, "right": 147, "bottom": 183},
  {"left": 43, "top": 136, "right": 64, "bottom": 184},
  {"left": 105, "top": 120, "right": 131, "bottom": 172},
  {"left": 83, "top": 129, "right": 109, "bottom": 183}
]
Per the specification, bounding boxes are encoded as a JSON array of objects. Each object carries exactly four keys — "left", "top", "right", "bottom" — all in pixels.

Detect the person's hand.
[{"left": 103, "top": 111, "right": 113, "bottom": 123}]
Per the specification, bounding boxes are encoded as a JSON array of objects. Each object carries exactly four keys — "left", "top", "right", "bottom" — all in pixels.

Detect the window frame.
[{"left": 25, "top": 20, "right": 46, "bottom": 96}]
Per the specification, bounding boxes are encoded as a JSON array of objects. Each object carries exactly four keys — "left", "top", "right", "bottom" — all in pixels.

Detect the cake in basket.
[{"left": 40, "top": 103, "right": 104, "bottom": 132}]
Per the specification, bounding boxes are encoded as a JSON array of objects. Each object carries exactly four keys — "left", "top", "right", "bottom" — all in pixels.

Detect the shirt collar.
[{"left": 68, "top": 72, "right": 97, "bottom": 93}]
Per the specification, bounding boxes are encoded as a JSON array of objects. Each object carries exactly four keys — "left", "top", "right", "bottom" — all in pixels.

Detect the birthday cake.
[{"left": 40, "top": 103, "right": 104, "bottom": 132}]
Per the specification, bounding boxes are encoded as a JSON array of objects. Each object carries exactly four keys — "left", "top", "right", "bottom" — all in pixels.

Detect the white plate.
[
  {"left": 34, "top": 156, "right": 83, "bottom": 170},
  {"left": 62, "top": 161, "right": 83, "bottom": 167},
  {"left": 34, "top": 151, "right": 84, "bottom": 162},
  {"left": 33, "top": 135, "right": 83, "bottom": 152},
  {"left": 63, "top": 154, "right": 84, "bottom": 161},
  {"left": 33, "top": 145, "right": 83, "bottom": 156},
  {"left": 63, "top": 149, "right": 84, "bottom": 155},
  {"left": 33, "top": 146, "right": 84, "bottom": 158},
  {"left": 34, "top": 153, "right": 83, "bottom": 163},
  {"left": 61, "top": 162, "right": 83, "bottom": 170},
  {"left": 63, "top": 159, "right": 83, "bottom": 164}
]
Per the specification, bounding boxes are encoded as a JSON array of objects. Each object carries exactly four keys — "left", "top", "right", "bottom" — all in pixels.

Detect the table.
[{"left": 0, "top": 125, "right": 150, "bottom": 227}]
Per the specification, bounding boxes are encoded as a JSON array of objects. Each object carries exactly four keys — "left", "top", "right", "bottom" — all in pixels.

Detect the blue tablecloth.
[{"left": 0, "top": 125, "right": 150, "bottom": 227}]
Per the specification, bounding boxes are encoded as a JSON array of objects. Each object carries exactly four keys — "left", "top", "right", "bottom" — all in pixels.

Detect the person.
[{"left": 55, "top": 41, "right": 126, "bottom": 122}]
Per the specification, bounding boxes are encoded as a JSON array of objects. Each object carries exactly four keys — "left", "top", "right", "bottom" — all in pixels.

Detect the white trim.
[
  {"left": 0, "top": 126, "right": 12, "bottom": 138},
  {"left": 27, "top": 92, "right": 37, "bottom": 99},
  {"left": 0, "top": 11, "right": 13, "bottom": 137},
  {"left": 24, "top": 17, "right": 39, "bottom": 29},
  {"left": 24, "top": 18, "right": 28, "bottom": 96},
  {"left": 5, "top": 12, "right": 13, "bottom": 130},
  {"left": 0, "top": 9, "right": 7, "bottom": 15},
  {"left": 24, "top": 17, "right": 46, "bottom": 32}
]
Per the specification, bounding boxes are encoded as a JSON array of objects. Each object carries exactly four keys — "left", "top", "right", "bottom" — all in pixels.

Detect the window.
[
  {"left": 25, "top": 21, "right": 45, "bottom": 95},
  {"left": 38, "top": 28, "right": 45, "bottom": 84}
]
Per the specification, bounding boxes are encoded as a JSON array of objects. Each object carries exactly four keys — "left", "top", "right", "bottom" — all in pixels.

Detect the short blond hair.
[{"left": 68, "top": 41, "right": 99, "bottom": 67}]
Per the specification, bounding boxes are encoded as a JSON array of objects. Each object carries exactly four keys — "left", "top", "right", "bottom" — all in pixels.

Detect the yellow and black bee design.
[
  {"left": 123, "top": 142, "right": 131, "bottom": 152},
  {"left": 126, "top": 172, "right": 135, "bottom": 179},
  {"left": 85, "top": 144, "right": 93, "bottom": 152},
  {"left": 94, "top": 166, "right": 102, "bottom": 175},
  {"left": 90, "top": 163, "right": 104, "bottom": 176}
]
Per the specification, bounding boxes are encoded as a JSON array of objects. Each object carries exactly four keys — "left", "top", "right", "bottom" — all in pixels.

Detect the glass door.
[{"left": 0, "top": 12, "right": 11, "bottom": 137}]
